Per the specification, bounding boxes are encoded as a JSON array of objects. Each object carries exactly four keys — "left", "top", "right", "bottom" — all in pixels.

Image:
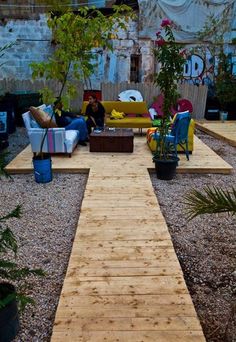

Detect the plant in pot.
[
  {"left": 30, "top": 4, "right": 133, "bottom": 182},
  {"left": 197, "top": 10, "right": 236, "bottom": 121},
  {"left": 215, "top": 50, "right": 236, "bottom": 122},
  {"left": 152, "top": 18, "right": 185, "bottom": 180}
]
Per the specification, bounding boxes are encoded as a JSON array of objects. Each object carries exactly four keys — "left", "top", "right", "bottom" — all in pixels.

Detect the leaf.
[
  {"left": 184, "top": 186, "right": 236, "bottom": 220},
  {"left": 0, "top": 293, "right": 16, "bottom": 309}
]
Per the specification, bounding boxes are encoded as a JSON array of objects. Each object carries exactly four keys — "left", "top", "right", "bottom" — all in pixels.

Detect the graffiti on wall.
[
  {"left": 181, "top": 53, "right": 215, "bottom": 87},
  {"left": 181, "top": 49, "right": 236, "bottom": 89}
]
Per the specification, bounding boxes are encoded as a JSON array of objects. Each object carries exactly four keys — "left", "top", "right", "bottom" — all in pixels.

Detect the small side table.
[{"left": 89, "top": 128, "right": 134, "bottom": 153}]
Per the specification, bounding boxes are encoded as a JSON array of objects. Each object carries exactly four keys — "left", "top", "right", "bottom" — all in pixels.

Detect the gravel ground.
[
  {"left": 1, "top": 127, "right": 235, "bottom": 342},
  {"left": 1, "top": 128, "right": 88, "bottom": 341},
  {"left": 151, "top": 130, "right": 236, "bottom": 342}
]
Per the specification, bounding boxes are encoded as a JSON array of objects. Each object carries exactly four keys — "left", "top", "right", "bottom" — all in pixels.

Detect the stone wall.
[
  {"left": 0, "top": 14, "right": 51, "bottom": 80},
  {"left": 0, "top": 14, "right": 154, "bottom": 86}
]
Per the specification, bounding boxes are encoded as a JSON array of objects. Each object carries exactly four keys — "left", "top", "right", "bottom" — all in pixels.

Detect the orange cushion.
[{"left": 30, "top": 106, "right": 57, "bottom": 128}]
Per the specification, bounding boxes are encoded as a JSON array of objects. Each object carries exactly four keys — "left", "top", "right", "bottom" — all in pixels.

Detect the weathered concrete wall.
[
  {"left": 0, "top": 14, "right": 51, "bottom": 80},
  {"left": 0, "top": 15, "right": 154, "bottom": 86}
]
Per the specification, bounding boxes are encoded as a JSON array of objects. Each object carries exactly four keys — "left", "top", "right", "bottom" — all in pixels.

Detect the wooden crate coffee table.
[{"left": 89, "top": 128, "right": 134, "bottom": 153}]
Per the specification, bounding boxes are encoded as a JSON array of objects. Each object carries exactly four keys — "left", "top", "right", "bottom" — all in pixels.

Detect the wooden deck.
[
  {"left": 51, "top": 165, "right": 206, "bottom": 342},
  {"left": 5, "top": 135, "right": 233, "bottom": 174},
  {"left": 196, "top": 121, "right": 236, "bottom": 147},
  {"left": 5, "top": 134, "right": 232, "bottom": 341}
]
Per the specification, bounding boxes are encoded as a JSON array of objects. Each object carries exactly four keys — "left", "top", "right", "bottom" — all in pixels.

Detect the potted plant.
[
  {"left": 152, "top": 18, "right": 185, "bottom": 180},
  {"left": 215, "top": 50, "right": 236, "bottom": 122},
  {"left": 197, "top": 11, "right": 236, "bottom": 121}
]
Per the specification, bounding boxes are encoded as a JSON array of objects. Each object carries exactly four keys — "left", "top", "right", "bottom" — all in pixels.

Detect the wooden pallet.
[
  {"left": 196, "top": 121, "right": 236, "bottom": 147},
  {"left": 50, "top": 168, "right": 206, "bottom": 342},
  {"left": 5, "top": 135, "right": 233, "bottom": 174}
]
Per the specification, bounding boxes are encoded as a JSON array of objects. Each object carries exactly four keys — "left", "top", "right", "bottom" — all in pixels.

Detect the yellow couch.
[
  {"left": 146, "top": 119, "right": 195, "bottom": 152},
  {"left": 81, "top": 101, "right": 152, "bottom": 129}
]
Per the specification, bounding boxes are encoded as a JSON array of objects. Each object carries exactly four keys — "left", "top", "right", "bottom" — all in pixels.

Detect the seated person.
[
  {"left": 85, "top": 94, "right": 105, "bottom": 134},
  {"left": 54, "top": 100, "right": 88, "bottom": 146}
]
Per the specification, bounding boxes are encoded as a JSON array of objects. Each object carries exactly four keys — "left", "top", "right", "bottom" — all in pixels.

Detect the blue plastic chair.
[{"left": 154, "top": 111, "right": 191, "bottom": 160}]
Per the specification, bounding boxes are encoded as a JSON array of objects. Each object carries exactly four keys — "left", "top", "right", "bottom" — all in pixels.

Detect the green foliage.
[
  {"left": 153, "top": 20, "right": 185, "bottom": 160},
  {"left": 0, "top": 151, "right": 10, "bottom": 178},
  {"left": 31, "top": 5, "right": 133, "bottom": 109},
  {"left": 0, "top": 205, "right": 45, "bottom": 311},
  {"left": 184, "top": 186, "right": 236, "bottom": 220},
  {"left": 197, "top": 9, "right": 236, "bottom": 108},
  {"left": 215, "top": 51, "right": 236, "bottom": 110}
]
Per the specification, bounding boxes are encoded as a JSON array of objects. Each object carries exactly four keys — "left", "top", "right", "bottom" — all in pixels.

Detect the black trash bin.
[
  {"left": 205, "top": 96, "right": 220, "bottom": 120},
  {"left": 0, "top": 111, "right": 9, "bottom": 151},
  {"left": 0, "top": 96, "right": 16, "bottom": 134},
  {"left": 6, "top": 91, "right": 42, "bottom": 126}
]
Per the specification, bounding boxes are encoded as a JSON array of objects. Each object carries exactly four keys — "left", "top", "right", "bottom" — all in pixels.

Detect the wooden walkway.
[
  {"left": 5, "top": 134, "right": 232, "bottom": 341},
  {"left": 5, "top": 135, "right": 233, "bottom": 174},
  {"left": 196, "top": 121, "right": 236, "bottom": 147},
  {"left": 51, "top": 165, "right": 206, "bottom": 342}
]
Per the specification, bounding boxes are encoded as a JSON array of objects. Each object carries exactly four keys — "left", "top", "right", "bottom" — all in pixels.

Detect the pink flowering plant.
[{"left": 153, "top": 18, "right": 185, "bottom": 160}]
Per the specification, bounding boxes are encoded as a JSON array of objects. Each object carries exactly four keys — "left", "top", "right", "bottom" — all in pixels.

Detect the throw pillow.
[
  {"left": 110, "top": 109, "right": 125, "bottom": 120},
  {"left": 30, "top": 106, "right": 58, "bottom": 128}
]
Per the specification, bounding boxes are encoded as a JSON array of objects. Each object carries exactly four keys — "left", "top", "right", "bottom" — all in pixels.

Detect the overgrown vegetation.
[
  {"left": 31, "top": 4, "right": 134, "bottom": 109},
  {"left": 153, "top": 19, "right": 185, "bottom": 160},
  {"left": 197, "top": 7, "right": 236, "bottom": 109}
]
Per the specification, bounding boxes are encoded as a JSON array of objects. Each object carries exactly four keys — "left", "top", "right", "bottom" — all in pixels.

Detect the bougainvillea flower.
[
  {"left": 161, "top": 18, "right": 172, "bottom": 27},
  {"left": 155, "top": 39, "right": 166, "bottom": 47},
  {"left": 156, "top": 31, "right": 161, "bottom": 36}
]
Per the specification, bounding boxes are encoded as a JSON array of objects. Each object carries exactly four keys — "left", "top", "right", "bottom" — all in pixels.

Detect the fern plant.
[
  {"left": 0, "top": 139, "right": 44, "bottom": 314},
  {"left": 0, "top": 150, "right": 10, "bottom": 178},
  {"left": 0, "top": 204, "right": 45, "bottom": 312},
  {"left": 184, "top": 186, "right": 236, "bottom": 220}
]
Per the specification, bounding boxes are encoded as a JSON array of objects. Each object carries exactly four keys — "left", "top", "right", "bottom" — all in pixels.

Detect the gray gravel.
[
  {"left": 1, "top": 128, "right": 88, "bottom": 341},
  {"left": 4, "top": 127, "right": 29, "bottom": 164},
  {"left": 1, "top": 127, "right": 235, "bottom": 342},
  {"left": 151, "top": 130, "right": 236, "bottom": 342}
]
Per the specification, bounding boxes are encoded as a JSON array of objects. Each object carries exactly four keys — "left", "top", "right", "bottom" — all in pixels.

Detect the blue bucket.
[{"left": 33, "top": 156, "right": 52, "bottom": 183}]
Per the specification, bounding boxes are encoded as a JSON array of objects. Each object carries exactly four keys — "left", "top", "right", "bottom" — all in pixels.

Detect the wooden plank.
[
  {"left": 53, "top": 316, "right": 201, "bottom": 331},
  {"left": 66, "top": 266, "right": 181, "bottom": 277},
  {"left": 54, "top": 304, "right": 197, "bottom": 318},
  {"left": 75, "top": 240, "right": 173, "bottom": 247},
  {"left": 51, "top": 331, "right": 206, "bottom": 342},
  {"left": 196, "top": 121, "right": 236, "bottom": 147},
  {"left": 58, "top": 294, "right": 194, "bottom": 307},
  {"left": 76, "top": 230, "right": 172, "bottom": 241},
  {"left": 68, "top": 259, "right": 181, "bottom": 269}
]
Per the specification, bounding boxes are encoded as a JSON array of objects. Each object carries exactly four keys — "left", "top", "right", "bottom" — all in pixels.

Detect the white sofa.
[{"left": 22, "top": 104, "right": 80, "bottom": 157}]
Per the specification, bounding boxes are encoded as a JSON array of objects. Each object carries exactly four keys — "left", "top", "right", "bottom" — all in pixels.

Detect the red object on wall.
[{"left": 83, "top": 90, "right": 102, "bottom": 101}]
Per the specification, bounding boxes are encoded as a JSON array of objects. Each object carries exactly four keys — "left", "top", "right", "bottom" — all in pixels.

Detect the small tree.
[
  {"left": 197, "top": 9, "right": 236, "bottom": 109},
  {"left": 31, "top": 5, "right": 133, "bottom": 109},
  {"left": 153, "top": 19, "right": 185, "bottom": 160}
]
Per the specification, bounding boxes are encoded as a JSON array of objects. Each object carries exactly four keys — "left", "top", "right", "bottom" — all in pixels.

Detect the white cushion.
[{"left": 65, "top": 130, "right": 79, "bottom": 142}]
